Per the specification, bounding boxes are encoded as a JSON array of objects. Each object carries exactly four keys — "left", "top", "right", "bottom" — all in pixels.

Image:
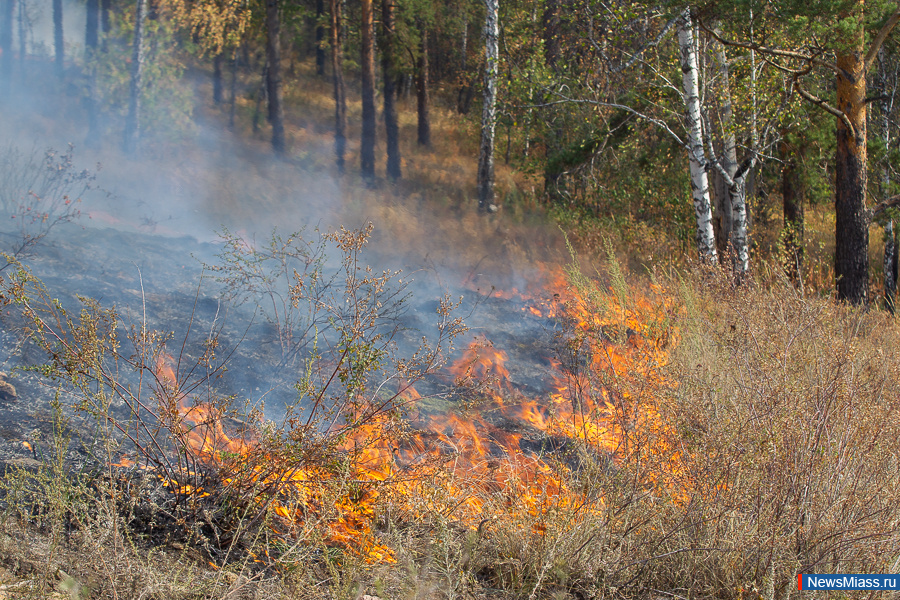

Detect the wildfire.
[{"left": 122, "top": 266, "right": 682, "bottom": 564}]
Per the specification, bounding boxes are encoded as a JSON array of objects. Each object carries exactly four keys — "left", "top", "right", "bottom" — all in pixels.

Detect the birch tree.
[
  {"left": 704, "top": 0, "right": 900, "bottom": 303},
  {"left": 677, "top": 10, "right": 717, "bottom": 261},
  {"left": 123, "top": 0, "right": 148, "bottom": 155},
  {"left": 477, "top": 0, "right": 499, "bottom": 213}
]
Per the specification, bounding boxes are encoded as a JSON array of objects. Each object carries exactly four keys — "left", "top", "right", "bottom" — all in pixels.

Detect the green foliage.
[{"left": 90, "top": 10, "right": 194, "bottom": 141}]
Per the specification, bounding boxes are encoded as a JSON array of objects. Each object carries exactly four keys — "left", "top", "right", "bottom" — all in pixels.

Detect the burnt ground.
[{"left": 0, "top": 218, "right": 568, "bottom": 472}]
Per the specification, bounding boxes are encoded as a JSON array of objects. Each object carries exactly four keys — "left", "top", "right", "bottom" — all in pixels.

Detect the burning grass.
[{"left": 0, "top": 232, "right": 899, "bottom": 599}]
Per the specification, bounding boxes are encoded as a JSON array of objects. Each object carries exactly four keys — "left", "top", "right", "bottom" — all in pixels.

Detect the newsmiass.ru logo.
[{"left": 798, "top": 575, "right": 899, "bottom": 590}]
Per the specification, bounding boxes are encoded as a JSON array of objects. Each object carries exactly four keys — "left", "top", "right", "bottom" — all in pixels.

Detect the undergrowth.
[{"left": 0, "top": 233, "right": 898, "bottom": 599}]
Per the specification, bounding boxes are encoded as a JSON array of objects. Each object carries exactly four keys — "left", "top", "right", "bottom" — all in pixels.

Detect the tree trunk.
[
  {"left": 53, "top": 0, "right": 63, "bottom": 78},
  {"left": 360, "top": 0, "right": 376, "bottom": 182},
  {"left": 315, "top": 0, "right": 325, "bottom": 76},
  {"left": 229, "top": 51, "right": 238, "bottom": 129},
  {"left": 834, "top": 42, "right": 868, "bottom": 304},
  {"left": 456, "top": 15, "right": 473, "bottom": 114},
  {"left": 885, "top": 221, "right": 896, "bottom": 312},
  {"left": 781, "top": 137, "right": 804, "bottom": 285},
  {"left": 101, "top": 0, "right": 110, "bottom": 41},
  {"left": 542, "top": 0, "right": 559, "bottom": 71},
  {"left": 712, "top": 34, "right": 737, "bottom": 259},
  {"left": 382, "top": 0, "right": 401, "bottom": 179},
  {"left": 416, "top": 27, "right": 431, "bottom": 147},
  {"left": 676, "top": 9, "right": 717, "bottom": 261},
  {"left": 1, "top": 0, "right": 13, "bottom": 91},
  {"left": 123, "top": 0, "right": 147, "bottom": 155},
  {"left": 331, "top": 0, "right": 347, "bottom": 172},
  {"left": 85, "top": 0, "right": 100, "bottom": 148},
  {"left": 266, "top": 0, "right": 286, "bottom": 156},
  {"left": 477, "top": 0, "right": 499, "bottom": 212},
  {"left": 17, "top": 0, "right": 24, "bottom": 78},
  {"left": 213, "top": 52, "right": 224, "bottom": 104}
]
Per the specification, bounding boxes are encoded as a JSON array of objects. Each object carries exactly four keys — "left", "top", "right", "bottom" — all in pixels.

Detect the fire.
[{"left": 123, "top": 266, "right": 682, "bottom": 564}]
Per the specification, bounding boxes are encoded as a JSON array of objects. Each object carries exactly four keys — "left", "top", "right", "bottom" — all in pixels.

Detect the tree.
[
  {"left": 331, "top": 0, "right": 347, "bottom": 172},
  {"left": 1, "top": 0, "right": 13, "bottom": 92},
  {"left": 704, "top": 0, "right": 900, "bottom": 303},
  {"left": 123, "top": 0, "right": 148, "bottom": 155},
  {"left": 477, "top": 0, "right": 499, "bottom": 213},
  {"left": 360, "top": 0, "right": 376, "bottom": 182},
  {"left": 382, "top": 0, "right": 401, "bottom": 180},
  {"left": 676, "top": 10, "right": 717, "bottom": 261},
  {"left": 266, "top": 0, "right": 286, "bottom": 156},
  {"left": 53, "top": 0, "right": 63, "bottom": 78},
  {"left": 416, "top": 26, "right": 431, "bottom": 147},
  {"left": 85, "top": 0, "right": 101, "bottom": 148},
  {"left": 315, "top": 0, "right": 326, "bottom": 76}
]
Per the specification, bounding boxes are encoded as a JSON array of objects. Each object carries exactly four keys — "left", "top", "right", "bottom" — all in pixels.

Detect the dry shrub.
[{"left": 659, "top": 271, "right": 900, "bottom": 598}]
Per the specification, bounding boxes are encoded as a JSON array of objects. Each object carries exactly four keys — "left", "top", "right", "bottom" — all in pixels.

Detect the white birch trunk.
[
  {"left": 123, "top": 0, "right": 147, "bottom": 155},
  {"left": 477, "top": 0, "right": 499, "bottom": 213},
  {"left": 677, "top": 9, "right": 717, "bottom": 261}
]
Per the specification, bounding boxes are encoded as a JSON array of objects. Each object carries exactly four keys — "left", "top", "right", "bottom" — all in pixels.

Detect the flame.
[{"left": 122, "top": 266, "right": 683, "bottom": 563}]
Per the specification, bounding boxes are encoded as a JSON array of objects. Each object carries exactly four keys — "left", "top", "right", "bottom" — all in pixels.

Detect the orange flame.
[{"left": 123, "top": 266, "right": 682, "bottom": 563}]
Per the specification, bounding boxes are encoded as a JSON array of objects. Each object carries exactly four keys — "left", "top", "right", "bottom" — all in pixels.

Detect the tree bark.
[
  {"left": 85, "top": 0, "right": 100, "bottom": 148},
  {"left": 123, "top": 0, "right": 147, "bottom": 155},
  {"left": 331, "top": 0, "right": 347, "bottom": 172},
  {"left": 781, "top": 137, "right": 805, "bottom": 286},
  {"left": 834, "top": 40, "right": 868, "bottom": 304},
  {"left": 676, "top": 9, "right": 717, "bottom": 262},
  {"left": 213, "top": 52, "right": 224, "bottom": 104},
  {"left": 712, "top": 34, "right": 737, "bottom": 259},
  {"left": 229, "top": 52, "right": 238, "bottom": 129},
  {"left": 416, "top": 27, "right": 431, "bottom": 147},
  {"left": 382, "top": 0, "right": 401, "bottom": 179},
  {"left": 477, "top": 0, "right": 499, "bottom": 212},
  {"left": 16, "top": 0, "right": 24, "bottom": 78},
  {"left": 885, "top": 221, "right": 896, "bottom": 312},
  {"left": 0, "top": 0, "right": 13, "bottom": 92},
  {"left": 456, "top": 15, "right": 473, "bottom": 114},
  {"left": 315, "top": 0, "right": 326, "bottom": 76},
  {"left": 53, "top": 0, "right": 63, "bottom": 78},
  {"left": 360, "top": 0, "right": 376, "bottom": 182},
  {"left": 266, "top": 0, "right": 286, "bottom": 156}
]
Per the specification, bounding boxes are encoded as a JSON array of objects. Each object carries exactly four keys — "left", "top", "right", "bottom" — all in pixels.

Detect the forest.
[{"left": 0, "top": 0, "right": 895, "bottom": 597}]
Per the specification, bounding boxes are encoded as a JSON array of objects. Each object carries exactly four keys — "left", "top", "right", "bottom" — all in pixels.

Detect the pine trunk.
[
  {"left": 834, "top": 43, "right": 868, "bottom": 304},
  {"left": 213, "top": 52, "right": 224, "bottom": 104},
  {"left": 53, "top": 0, "right": 63, "bottom": 78},
  {"left": 229, "top": 52, "right": 238, "bottom": 129},
  {"left": 266, "top": 0, "right": 286, "bottom": 156},
  {"left": 331, "top": 0, "right": 347, "bottom": 172},
  {"left": 315, "top": 0, "right": 325, "bottom": 76},
  {"left": 676, "top": 9, "right": 717, "bottom": 261},
  {"left": 477, "top": 0, "right": 499, "bottom": 212},
  {"left": 123, "top": 0, "right": 147, "bottom": 155},
  {"left": 416, "top": 28, "right": 431, "bottom": 147},
  {"left": 382, "top": 0, "right": 401, "bottom": 179},
  {"left": 360, "top": 0, "right": 376, "bottom": 182}
]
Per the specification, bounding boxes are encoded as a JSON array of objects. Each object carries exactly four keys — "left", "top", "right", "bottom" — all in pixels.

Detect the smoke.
[{"left": 0, "top": 32, "right": 578, "bottom": 423}]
